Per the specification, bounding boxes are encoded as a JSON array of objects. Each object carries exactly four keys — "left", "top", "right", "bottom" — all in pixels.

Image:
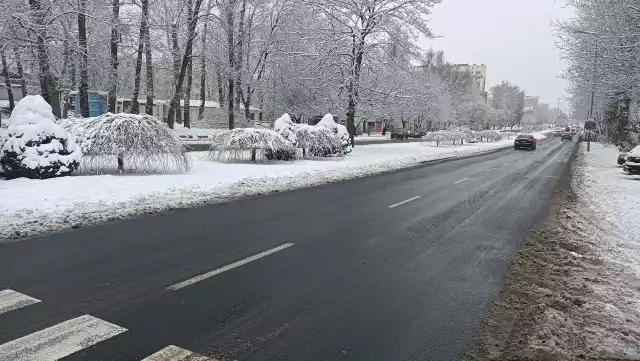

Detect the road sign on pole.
[{"left": 59, "top": 78, "right": 73, "bottom": 90}]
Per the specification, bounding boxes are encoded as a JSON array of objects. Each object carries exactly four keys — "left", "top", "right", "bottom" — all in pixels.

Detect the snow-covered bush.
[
  {"left": 273, "top": 113, "right": 297, "bottom": 146},
  {"left": 295, "top": 124, "right": 343, "bottom": 157},
  {"left": 317, "top": 113, "right": 352, "bottom": 154},
  {"left": 0, "top": 95, "right": 82, "bottom": 179},
  {"left": 208, "top": 128, "right": 296, "bottom": 162},
  {"left": 478, "top": 130, "right": 503, "bottom": 142},
  {"left": 75, "top": 113, "right": 191, "bottom": 173}
]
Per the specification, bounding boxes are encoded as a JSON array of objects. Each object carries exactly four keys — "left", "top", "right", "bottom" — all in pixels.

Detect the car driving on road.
[{"left": 514, "top": 134, "right": 537, "bottom": 150}]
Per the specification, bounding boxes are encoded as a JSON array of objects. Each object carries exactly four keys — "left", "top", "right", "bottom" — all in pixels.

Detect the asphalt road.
[{"left": 0, "top": 137, "right": 576, "bottom": 361}]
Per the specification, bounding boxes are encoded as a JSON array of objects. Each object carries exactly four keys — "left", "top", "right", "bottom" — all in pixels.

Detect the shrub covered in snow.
[
  {"left": 273, "top": 113, "right": 297, "bottom": 146},
  {"left": 74, "top": 113, "right": 191, "bottom": 173},
  {"left": 208, "top": 128, "right": 297, "bottom": 162},
  {"left": 478, "top": 130, "right": 503, "bottom": 142},
  {"left": 295, "top": 124, "right": 343, "bottom": 157},
  {"left": 0, "top": 95, "right": 82, "bottom": 179},
  {"left": 317, "top": 113, "right": 352, "bottom": 154}
]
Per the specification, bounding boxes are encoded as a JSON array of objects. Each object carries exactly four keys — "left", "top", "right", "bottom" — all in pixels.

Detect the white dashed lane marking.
[
  {"left": 167, "top": 243, "right": 295, "bottom": 290},
  {"left": 388, "top": 196, "right": 421, "bottom": 209}
]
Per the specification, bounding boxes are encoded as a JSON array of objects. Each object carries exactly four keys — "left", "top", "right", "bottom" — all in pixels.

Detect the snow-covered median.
[{"left": 0, "top": 132, "right": 547, "bottom": 239}]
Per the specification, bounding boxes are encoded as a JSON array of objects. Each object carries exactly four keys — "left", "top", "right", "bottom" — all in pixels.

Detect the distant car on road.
[
  {"left": 408, "top": 129, "right": 426, "bottom": 138},
  {"left": 624, "top": 146, "right": 640, "bottom": 174},
  {"left": 554, "top": 129, "right": 563, "bottom": 137},
  {"left": 514, "top": 134, "right": 537, "bottom": 150},
  {"left": 390, "top": 128, "right": 409, "bottom": 140},
  {"left": 561, "top": 132, "right": 573, "bottom": 141}
]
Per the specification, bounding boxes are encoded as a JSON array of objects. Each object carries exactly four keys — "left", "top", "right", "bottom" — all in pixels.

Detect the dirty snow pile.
[
  {"left": 0, "top": 131, "right": 547, "bottom": 239},
  {"left": 537, "top": 143, "right": 640, "bottom": 359}
]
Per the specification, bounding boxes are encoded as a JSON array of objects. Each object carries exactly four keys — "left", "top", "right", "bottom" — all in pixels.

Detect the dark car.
[
  {"left": 408, "top": 129, "right": 426, "bottom": 138},
  {"left": 561, "top": 132, "right": 573, "bottom": 141},
  {"left": 390, "top": 128, "right": 409, "bottom": 140},
  {"left": 514, "top": 134, "right": 537, "bottom": 150},
  {"left": 618, "top": 153, "right": 628, "bottom": 165}
]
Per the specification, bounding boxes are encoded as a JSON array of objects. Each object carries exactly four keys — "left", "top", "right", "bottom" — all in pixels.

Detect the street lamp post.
[
  {"left": 587, "top": 41, "right": 598, "bottom": 152},
  {"left": 573, "top": 29, "right": 599, "bottom": 151}
]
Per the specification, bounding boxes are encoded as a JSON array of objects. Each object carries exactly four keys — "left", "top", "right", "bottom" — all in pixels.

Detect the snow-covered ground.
[
  {"left": 563, "top": 143, "right": 640, "bottom": 358},
  {"left": 0, "top": 132, "right": 547, "bottom": 239}
]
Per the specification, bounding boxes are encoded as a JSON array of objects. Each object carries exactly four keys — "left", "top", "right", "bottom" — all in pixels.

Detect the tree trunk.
[
  {"left": 130, "top": 0, "right": 149, "bottom": 114},
  {"left": 198, "top": 17, "right": 209, "bottom": 121},
  {"left": 1, "top": 50, "right": 15, "bottom": 111},
  {"left": 143, "top": 0, "right": 153, "bottom": 116},
  {"left": 216, "top": 64, "right": 224, "bottom": 105},
  {"left": 130, "top": 24, "right": 145, "bottom": 114},
  {"left": 183, "top": 56, "right": 193, "bottom": 128},
  {"left": 226, "top": 0, "right": 236, "bottom": 129},
  {"left": 13, "top": 47, "right": 27, "bottom": 98},
  {"left": 165, "top": 0, "right": 205, "bottom": 129},
  {"left": 61, "top": 39, "right": 71, "bottom": 118},
  {"left": 108, "top": 0, "right": 119, "bottom": 113},
  {"left": 170, "top": 21, "right": 181, "bottom": 124},
  {"left": 78, "top": 0, "right": 90, "bottom": 118},
  {"left": 235, "top": 0, "right": 246, "bottom": 115},
  {"left": 345, "top": 38, "right": 365, "bottom": 147},
  {"left": 29, "top": 0, "right": 61, "bottom": 118}
]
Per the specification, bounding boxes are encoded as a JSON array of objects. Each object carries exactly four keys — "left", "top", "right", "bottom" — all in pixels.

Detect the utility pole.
[
  {"left": 587, "top": 42, "right": 598, "bottom": 152},
  {"left": 556, "top": 98, "right": 560, "bottom": 126}
]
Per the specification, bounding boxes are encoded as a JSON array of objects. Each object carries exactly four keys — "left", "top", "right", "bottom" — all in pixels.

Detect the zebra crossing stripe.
[
  {"left": 0, "top": 289, "right": 41, "bottom": 315},
  {"left": 142, "top": 345, "right": 216, "bottom": 361},
  {"left": 0, "top": 314, "right": 127, "bottom": 361}
]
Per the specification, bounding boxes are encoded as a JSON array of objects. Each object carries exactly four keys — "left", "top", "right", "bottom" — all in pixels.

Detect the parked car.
[
  {"left": 390, "top": 128, "right": 409, "bottom": 140},
  {"left": 514, "top": 134, "right": 537, "bottom": 150},
  {"left": 624, "top": 146, "right": 640, "bottom": 174},
  {"left": 408, "top": 129, "right": 426, "bottom": 138},
  {"left": 466, "top": 137, "right": 478, "bottom": 143},
  {"left": 618, "top": 152, "right": 628, "bottom": 165}
]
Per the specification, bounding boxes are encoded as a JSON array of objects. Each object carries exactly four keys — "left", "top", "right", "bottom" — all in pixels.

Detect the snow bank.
[{"left": 1, "top": 134, "right": 541, "bottom": 238}]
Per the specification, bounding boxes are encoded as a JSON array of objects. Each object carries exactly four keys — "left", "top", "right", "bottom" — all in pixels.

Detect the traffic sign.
[{"left": 59, "top": 78, "right": 73, "bottom": 90}]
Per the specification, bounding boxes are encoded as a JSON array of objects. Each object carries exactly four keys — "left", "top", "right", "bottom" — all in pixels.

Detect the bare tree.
[
  {"left": 108, "top": 0, "right": 120, "bottom": 113},
  {"left": 166, "top": 0, "right": 206, "bottom": 128},
  {"left": 28, "top": 0, "right": 61, "bottom": 118},
  {"left": 78, "top": 0, "right": 89, "bottom": 118},
  {"left": 1, "top": 48, "right": 15, "bottom": 111}
]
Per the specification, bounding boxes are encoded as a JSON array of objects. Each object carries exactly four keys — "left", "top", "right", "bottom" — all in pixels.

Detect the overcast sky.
[{"left": 419, "top": 0, "right": 573, "bottom": 107}]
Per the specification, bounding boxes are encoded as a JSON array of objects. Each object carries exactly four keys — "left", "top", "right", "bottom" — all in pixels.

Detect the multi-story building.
[{"left": 453, "top": 63, "right": 487, "bottom": 93}]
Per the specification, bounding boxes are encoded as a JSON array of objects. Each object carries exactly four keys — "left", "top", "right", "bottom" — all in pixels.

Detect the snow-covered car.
[
  {"left": 390, "top": 128, "right": 408, "bottom": 140},
  {"left": 624, "top": 146, "right": 640, "bottom": 174},
  {"left": 618, "top": 152, "right": 628, "bottom": 165},
  {"left": 466, "top": 137, "right": 478, "bottom": 143},
  {"left": 553, "top": 129, "right": 563, "bottom": 136}
]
